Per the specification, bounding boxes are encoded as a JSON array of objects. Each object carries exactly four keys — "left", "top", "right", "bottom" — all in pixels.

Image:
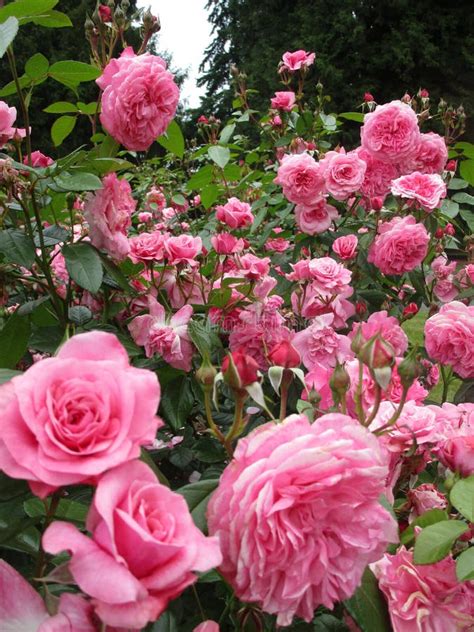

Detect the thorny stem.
[
  {"left": 203, "top": 386, "right": 226, "bottom": 444},
  {"left": 34, "top": 492, "right": 61, "bottom": 580}
]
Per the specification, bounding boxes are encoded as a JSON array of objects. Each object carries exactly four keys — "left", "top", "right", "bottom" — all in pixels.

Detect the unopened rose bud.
[
  {"left": 84, "top": 15, "right": 95, "bottom": 36},
  {"left": 268, "top": 340, "right": 301, "bottom": 368},
  {"left": 360, "top": 335, "right": 395, "bottom": 370},
  {"left": 114, "top": 7, "right": 125, "bottom": 27},
  {"left": 351, "top": 325, "right": 365, "bottom": 355},
  {"left": 355, "top": 301, "right": 367, "bottom": 316},
  {"left": 445, "top": 223, "right": 455, "bottom": 236},
  {"left": 418, "top": 88, "right": 429, "bottom": 99},
  {"left": 330, "top": 363, "right": 350, "bottom": 395},
  {"left": 222, "top": 351, "right": 259, "bottom": 389},
  {"left": 435, "top": 227, "right": 444, "bottom": 239},
  {"left": 196, "top": 360, "right": 217, "bottom": 387},
  {"left": 98, "top": 4, "right": 112, "bottom": 22},
  {"left": 403, "top": 303, "right": 418, "bottom": 319},
  {"left": 364, "top": 92, "right": 374, "bottom": 103},
  {"left": 445, "top": 159, "right": 457, "bottom": 173},
  {"left": 401, "top": 93, "right": 412, "bottom": 104},
  {"left": 397, "top": 348, "right": 423, "bottom": 390},
  {"left": 143, "top": 9, "right": 160, "bottom": 33}
]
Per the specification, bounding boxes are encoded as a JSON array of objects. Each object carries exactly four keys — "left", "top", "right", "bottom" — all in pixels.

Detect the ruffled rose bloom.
[
  {"left": 391, "top": 171, "right": 446, "bottom": 211},
  {"left": 264, "top": 237, "right": 290, "bottom": 252},
  {"left": 372, "top": 548, "right": 474, "bottom": 632},
  {"left": 129, "top": 231, "right": 165, "bottom": 263},
  {"left": 0, "top": 100, "right": 26, "bottom": 147},
  {"left": 332, "top": 234, "right": 358, "bottom": 260},
  {"left": 83, "top": 172, "right": 136, "bottom": 261},
  {"left": 164, "top": 234, "right": 202, "bottom": 266},
  {"left": 280, "top": 49, "right": 315, "bottom": 72},
  {"left": 97, "top": 47, "right": 179, "bottom": 151},
  {"left": 368, "top": 216, "right": 429, "bottom": 275},
  {"left": 211, "top": 232, "right": 245, "bottom": 254},
  {"left": 238, "top": 253, "right": 271, "bottom": 279},
  {"left": 43, "top": 461, "right": 222, "bottom": 630},
  {"left": 408, "top": 483, "right": 448, "bottom": 518},
  {"left": 355, "top": 147, "right": 398, "bottom": 198},
  {"left": 274, "top": 153, "right": 326, "bottom": 204},
  {"left": 429, "top": 256, "right": 458, "bottom": 302},
  {"left": 293, "top": 286, "right": 355, "bottom": 329},
  {"left": 320, "top": 149, "right": 367, "bottom": 200},
  {"left": 23, "top": 150, "right": 54, "bottom": 168},
  {"left": 215, "top": 197, "right": 254, "bottom": 229},
  {"left": 208, "top": 414, "right": 398, "bottom": 626},
  {"left": 425, "top": 301, "right": 474, "bottom": 379},
  {"left": 360, "top": 100, "right": 421, "bottom": 163},
  {"left": 399, "top": 132, "right": 448, "bottom": 174},
  {"left": 295, "top": 199, "right": 339, "bottom": 235},
  {"left": 350, "top": 310, "right": 408, "bottom": 356},
  {"left": 270, "top": 91, "right": 296, "bottom": 111},
  {"left": 432, "top": 402, "right": 474, "bottom": 477},
  {"left": 293, "top": 313, "right": 353, "bottom": 370},
  {"left": 308, "top": 256, "right": 352, "bottom": 294},
  {"left": 129, "top": 295, "right": 194, "bottom": 371},
  {"left": 0, "top": 332, "right": 161, "bottom": 498}
]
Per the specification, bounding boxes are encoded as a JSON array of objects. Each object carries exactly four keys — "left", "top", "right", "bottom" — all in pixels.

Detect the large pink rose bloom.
[
  {"left": 43, "top": 461, "right": 222, "bottom": 630},
  {"left": 0, "top": 332, "right": 161, "bottom": 498},
  {"left": 215, "top": 197, "right": 254, "bottom": 229},
  {"left": 372, "top": 548, "right": 474, "bottom": 632},
  {"left": 368, "top": 216, "right": 429, "bottom": 275},
  {"left": 295, "top": 199, "right": 339, "bottom": 234},
  {"left": 207, "top": 414, "right": 398, "bottom": 626},
  {"left": 361, "top": 100, "right": 420, "bottom": 163},
  {"left": 350, "top": 310, "right": 408, "bottom": 356},
  {"left": 332, "top": 234, "right": 358, "bottom": 260},
  {"left": 270, "top": 91, "right": 296, "bottom": 111},
  {"left": 391, "top": 171, "right": 446, "bottom": 211},
  {"left": 431, "top": 402, "right": 474, "bottom": 476},
  {"left": 293, "top": 313, "right": 353, "bottom": 370},
  {"left": 425, "top": 301, "right": 474, "bottom": 379},
  {"left": 83, "top": 172, "right": 136, "bottom": 261},
  {"left": 274, "top": 153, "right": 326, "bottom": 204},
  {"left": 320, "top": 149, "right": 367, "bottom": 200},
  {"left": 97, "top": 47, "right": 179, "bottom": 151},
  {"left": 399, "top": 131, "right": 448, "bottom": 175},
  {"left": 280, "top": 49, "right": 315, "bottom": 72},
  {"left": 0, "top": 100, "right": 26, "bottom": 147},
  {"left": 355, "top": 147, "right": 398, "bottom": 198}
]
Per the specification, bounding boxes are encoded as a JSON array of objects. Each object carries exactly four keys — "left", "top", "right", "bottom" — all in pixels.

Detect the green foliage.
[
  {"left": 413, "top": 520, "right": 469, "bottom": 564},
  {"left": 62, "top": 242, "right": 103, "bottom": 293},
  {"left": 344, "top": 567, "right": 391, "bottom": 632},
  {"left": 450, "top": 476, "right": 474, "bottom": 522},
  {"left": 157, "top": 120, "right": 185, "bottom": 158}
]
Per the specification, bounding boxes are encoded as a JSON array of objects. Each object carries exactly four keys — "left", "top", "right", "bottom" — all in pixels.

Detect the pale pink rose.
[
  {"left": 332, "top": 235, "right": 358, "bottom": 260},
  {"left": 399, "top": 132, "right": 448, "bottom": 174},
  {"left": 361, "top": 100, "right": 420, "bottom": 163},
  {"left": 368, "top": 216, "right": 430, "bottom": 275},
  {"left": 0, "top": 100, "right": 26, "bottom": 147},
  {"left": 372, "top": 548, "right": 474, "bottom": 632},
  {"left": 293, "top": 286, "right": 355, "bottom": 329},
  {"left": 193, "top": 621, "right": 220, "bottom": 632},
  {"left": 23, "top": 150, "right": 53, "bottom": 168},
  {"left": 129, "top": 231, "right": 165, "bottom": 263},
  {"left": 145, "top": 186, "right": 167, "bottom": 214},
  {"left": 293, "top": 313, "right": 353, "bottom": 370},
  {"left": 408, "top": 483, "right": 448, "bottom": 518},
  {"left": 211, "top": 232, "right": 245, "bottom": 254},
  {"left": 215, "top": 197, "right": 254, "bottom": 229},
  {"left": 295, "top": 199, "right": 339, "bottom": 234},
  {"left": 432, "top": 402, "right": 474, "bottom": 476},
  {"left": 286, "top": 259, "right": 312, "bottom": 281},
  {"left": 280, "top": 49, "right": 316, "bottom": 72},
  {"left": 238, "top": 253, "right": 271, "bottom": 279},
  {"left": 264, "top": 237, "right": 290, "bottom": 252},
  {"left": 128, "top": 295, "right": 194, "bottom": 371},
  {"left": 164, "top": 234, "right": 202, "bottom": 266},
  {"left": 429, "top": 256, "right": 458, "bottom": 302},
  {"left": 308, "top": 256, "right": 352, "bottom": 294},
  {"left": 350, "top": 310, "right": 408, "bottom": 356},
  {"left": 320, "top": 149, "right": 367, "bottom": 200},
  {"left": 83, "top": 172, "right": 136, "bottom": 261},
  {"left": 356, "top": 147, "right": 398, "bottom": 198},
  {"left": 433, "top": 278, "right": 458, "bottom": 303},
  {"left": 425, "top": 301, "right": 474, "bottom": 378},
  {"left": 43, "top": 460, "right": 222, "bottom": 630},
  {"left": 97, "top": 47, "right": 179, "bottom": 151},
  {"left": 270, "top": 91, "right": 296, "bottom": 111},
  {"left": 391, "top": 171, "right": 446, "bottom": 211},
  {"left": 0, "top": 331, "right": 161, "bottom": 498},
  {"left": 208, "top": 414, "right": 398, "bottom": 626},
  {"left": 274, "top": 153, "right": 326, "bottom": 204}
]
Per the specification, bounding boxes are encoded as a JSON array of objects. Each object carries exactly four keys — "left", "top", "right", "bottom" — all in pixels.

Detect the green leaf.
[
  {"left": 0, "top": 74, "right": 29, "bottom": 97},
  {"left": 219, "top": 123, "right": 235, "bottom": 144},
  {"left": 44, "top": 101, "right": 78, "bottom": 114},
  {"left": 169, "top": 446, "right": 194, "bottom": 469},
  {"left": 460, "top": 209, "right": 474, "bottom": 234},
  {"left": 313, "top": 614, "right": 349, "bottom": 631},
  {"left": 17, "top": 296, "right": 51, "bottom": 316},
  {"left": 200, "top": 183, "right": 219, "bottom": 209},
  {"left": 0, "top": 368, "right": 21, "bottom": 384},
  {"left": 29, "top": 325, "right": 65, "bottom": 354},
  {"left": 51, "top": 115, "right": 76, "bottom": 147},
  {"left": 54, "top": 171, "right": 102, "bottom": 191},
  {"left": 178, "top": 478, "right": 219, "bottom": 533},
  {"left": 460, "top": 160, "right": 474, "bottom": 186},
  {"left": 36, "top": 225, "right": 68, "bottom": 246},
  {"left": 450, "top": 476, "right": 474, "bottom": 522},
  {"left": 151, "top": 611, "right": 178, "bottom": 632},
  {"left": 0, "top": 229, "right": 35, "bottom": 268},
  {"left": 62, "top": 243, "right": 103, "bottom": 293},
  {"left": 440, "top": 199, "right": 459, "bottom": 218},
  {"left": 448, "top": 177, "right": 468, "bottom": 190},
  {"left": 160, "top": 375, "right": 195, "bottom": 431},
  {"left": 413, "top": 520, "right": 469, "bottom": 564},
  {"left": 208, "top": 145, "right": 230, "bottom": 169},
  {"left": 0, "top": 0, "right": 58, "bottom": 23},
  {"left": 188, "top": 318, "right": 221, "bottom": 360},
  {"left": 49, "top": 60, "right": 100, "bottom": 87},
  {"left": 68, "top": 305, "right": 92, "bottom": 326},
  {"left": 456, "top": 547, "right": 474, "bottom": 581},
  {"left": 400, "top": 508, "right": 449, "bottom": 545},
  {"left": 0, "top": 16, "right": 18, "bottom": 58},
  {"left": 24, "top": 497, "right": 87, "bottom": 523},
  {"left": 339, "top": 111, "right": 364, "bottom": 123},
  {"left": 25, "top": 52, "right": 49, "bottom": 79},
  {"left": 157, "top": 120, "right": 185, "bottom": 158},
  {"left": 32, "top": 10, "right": 71, "bottom": 28},
  {"left": 452, "top": 192, "right": 474, "bottom": 205},
  {"left": 344, "top": 567, "right": 391, "bottom": 632},
  {"left": 187, "top": 164, "right": 214, "bottom": 190},
  {"left": 0, "top": 314, "right": 30, "bottom": 369}
]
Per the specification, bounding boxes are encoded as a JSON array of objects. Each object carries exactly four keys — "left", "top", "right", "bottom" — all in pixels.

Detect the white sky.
[{"left": 138, "top": 0, "right": 212, "bottom": 108}]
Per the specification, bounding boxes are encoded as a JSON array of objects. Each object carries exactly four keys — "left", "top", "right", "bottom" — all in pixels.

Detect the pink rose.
[
  {"left": 43, "top": 460, "right": 222, "bottom": 630},
  {"left": 128, "top": 295, "right": 194, "bottom": 371},
  {"left": 145, "top": 186, "right": 167, "bottom": 214},
  {"left": 280, "top": 49, "right": 315, "bottom": 72},
  {"left": 270, "top": 91, "right": 296, "bottom": 111},
  {"left": 391, "top": 171, "right": 446, "bottom": 211},
  {"left": 360, "top": 100, "right": 421, "bottom": 163},
  {"left": 211, "top": 232, "right": 245, "bottom": 254},
  {"left": 194, "top": 622, "right": 220, "bottom": 632},
  {"left": 425, "top": 301, "right": 474, "bottom": 378},
  {"left": 293, "top": 313, "right": 353, "bottom": 370},
  {"left": 238, "top": 253, "right": 271, "bottom": 279},
  {"left": 23, "top": 150, "right": 54, "bottom": 168},
  {"left": 308, "top": 256, "right": 352, "bottom": 294},
  {"left": 399, "top": 132, "right": 448, "bottom": 174},
  {"left": 215, "top": 197, "right": 254, "bottom": 229},
  {"left": 129, "top": 231, "right": 165, "bottom": 263},
  {"left": 368, "top": 216, "right": 429, "bottom": 275},
  {"left": 320, "top": 149, "right": 367, "bottom": 200},
  {"left": 0, "top": 100, "right": 26, "bottom": 147},
  {"left": 295, "top": 199, "right": 339, "bottom": 234},
  {"left": 350, "top": 310, "right": 408, "bottom": 356},
  {"left": 408, "top": 483, "right": 448, "bottom": 518},
  {"left": 0, "top": 332, "right": 161, "bottom": 498},
  {"left": 264, "top": 237, "right": 290, "bottom": 252},
  {"left": 274, "top": 153, "right": 326, "bottom": 205},
  {"left": 372, "top": 548, "right": 474, "bottom": 632},
  {"left": 83, "top": 172, "right": 136, "bottom": 261},
  {"left": 332, "top": 234, "right": 358, "bottom": 260},
  {"left": 97, "top": 47, "right": 179, "bottom": 151},
  {"left": 208, "top": 414, "right": 397, "bottom": 626},
  {"left": 356, "top": 147, "right": 398, "bottom": 198},
  {"left": 164, "top": 234, "right": 202, "bottom": 266}
]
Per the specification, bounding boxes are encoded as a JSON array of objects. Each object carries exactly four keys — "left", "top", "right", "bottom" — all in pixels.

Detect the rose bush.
[{"left": 0, "top": 3, "right": 473, "bottom": 631}]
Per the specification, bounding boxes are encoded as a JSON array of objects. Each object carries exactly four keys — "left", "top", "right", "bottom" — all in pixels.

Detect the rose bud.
[
  {"left": 98, "top": 4, "right": 112, "bottom": 22},
  {"left": 435, "top": 228, "right": 444, "bottom": 239},
  {"left": 268, "top": 340, "right": 301, "bottom": 368},
  {"left": 364, "top": 92, "right": 375, "bottom": 103},
  {"left": 403, "top": 303, "right": 418, "bottom": 319},
  {"left": 445, "top": 159, "right": 457, "bottom": 173},
  {"left": 360, "top": 334, "right": 395, "bottom": 370},
  {"left": 397, "top": 348, "right": 423, "bottom": 390},
  {"left": 222, "top": 351, "right": 260, "bottom": 389},
  {"left": 445, "top": 223, "right": 455, "bottom": 236}
]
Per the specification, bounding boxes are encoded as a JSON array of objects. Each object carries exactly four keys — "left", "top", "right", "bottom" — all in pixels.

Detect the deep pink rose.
[
  {"left": 293, "top": 313, "right": 353, "bottom": 370},
  {"left": 368, "top": 216, "right": 429, "bottom": 275},
  {"left": 332, "top": 234, "right": 358, "bottom": 260},
  {"left": 97, "top": 47, "right": 179, "bottom": 151},
  {"left": 208, "top": 414, "right": 397, "bottom": 626},
  {"left": 270, "top": 91, "right": 296, "bottom": 111},
  {"left": 0, "top": 332, "right": 161, "bottom": 498},
  {"left": 399, "top": 132, "right": 448, "bottom": 174},
  {"left": 23, "top": 150, "right": 54, "bottom": 168},
  {"left": 215, "top": 197, "right": 254, "bottom": 229},
  {"left": 308, "top": 256, "right": 352, "bottom": 294},
  {"left": 320, "top": 149, "right": 367, "bottom": 200},
  {"left": 129, "top": 231, "right": 165, "bottom": 263},
  {"left": 280, "top": 50, "right": 315, "bottom": 72},
  {"left": 295, "top": 199, "right": 339, "bottom": 234},
  {"left": 83, "top": 172, "right": 136, "bottom": 261},
  {"left": 0, "top": 100, "right": 26, "bottom": 147},
  {"left": 274, "top": 153, "right": 326, "bottom": 204},
  {"left": 391, "top": 171, "right": 446, "bottom": 211},
  {"left": 43, "top": 461, "right": 222, "bottom": 630},
  {"left": 211, "top": 232, "right": 245, "bottom": 254},
  {"left": 355, "top": 147, "right": 398, "bottom": 198},
  {"left": 164, "top": 234, "right": 202, "bottom": 266},
  {"left": 350, "top": 310, "right": 408, "bottom": 356},
  {"left": 360, "top": 100, "right": 421, "bottom": 163},
  {"left": 425, "top": 301, "right": 474, "bottom": 379},
  {"left": 372, "top": 548, "right": 474, "bottom": 632}
]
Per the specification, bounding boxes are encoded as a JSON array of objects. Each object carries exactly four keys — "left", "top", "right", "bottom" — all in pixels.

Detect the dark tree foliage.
[{"left": 199, "top": 0, "right": 474, "bottom": 136}]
